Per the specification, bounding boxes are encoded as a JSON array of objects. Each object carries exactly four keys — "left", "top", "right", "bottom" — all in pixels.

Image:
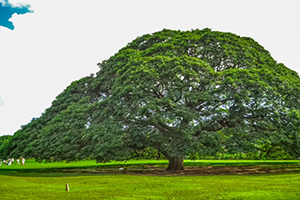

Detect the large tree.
[
  {"left": 6, "top": 29, "right": 300, "bottom": 170},
  {"left": 87, "top": 29, "right": 300, "bottom": 170}
]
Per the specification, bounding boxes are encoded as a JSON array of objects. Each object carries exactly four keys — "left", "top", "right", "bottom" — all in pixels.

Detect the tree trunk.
[{"left": 166, "top": 157, "right": 184, "bottom": 171}]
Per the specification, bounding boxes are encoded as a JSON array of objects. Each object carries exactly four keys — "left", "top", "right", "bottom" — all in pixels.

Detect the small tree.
[{"left": 5, "top": 75, "right": 96, "bottom": 160}]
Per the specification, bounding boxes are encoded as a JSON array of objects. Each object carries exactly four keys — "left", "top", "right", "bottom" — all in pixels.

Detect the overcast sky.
[{"left": 0, "top": 0, "right": 299, "bottom": 136}]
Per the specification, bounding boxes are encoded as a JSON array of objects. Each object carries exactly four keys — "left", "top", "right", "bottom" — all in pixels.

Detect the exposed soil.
[{"left": 62, "top": 165, "right": 300, "bottom": 176}]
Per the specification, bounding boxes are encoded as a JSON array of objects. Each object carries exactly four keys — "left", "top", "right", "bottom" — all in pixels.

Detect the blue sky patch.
[{"left": 0, "top": 0, "right": 33, "bottom": 30}]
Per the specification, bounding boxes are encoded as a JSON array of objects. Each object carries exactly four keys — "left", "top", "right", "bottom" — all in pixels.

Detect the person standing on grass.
[
  {"left": 21, "top": 158, "right": 25, "bottom": 165},
  {"left": 16, "top": 158, "right": 20, "bottom": 164}
]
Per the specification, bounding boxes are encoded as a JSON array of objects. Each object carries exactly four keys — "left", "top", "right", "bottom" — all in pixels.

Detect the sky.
[
  {"left": 0, "top": 0, "right": 33, "bottom": 30},
  {"left": 0, "top": 0, "right": 300, "bottom": 136}
]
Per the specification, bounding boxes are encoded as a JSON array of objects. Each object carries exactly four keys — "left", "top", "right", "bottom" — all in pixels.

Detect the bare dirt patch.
[{"left": 63, "top": 165, "right": 300, "bottom": 176}]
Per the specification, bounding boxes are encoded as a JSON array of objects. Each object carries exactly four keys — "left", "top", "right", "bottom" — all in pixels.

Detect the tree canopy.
[
  {"left": 1, "top": 29, "right": 300, "bottom": 170},
  {"left": 0, "top": 135, "right": 12, "bottom": 159},
  {"left": 0, "top": 135, "right": 12, "bottom": 147}
]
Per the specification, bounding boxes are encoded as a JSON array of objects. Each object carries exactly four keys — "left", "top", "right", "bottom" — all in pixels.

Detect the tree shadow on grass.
[
  {"left": 0, "top": 169, "right": 111, "bottom": 177},
  {"left": 0, "top": 163, "right": 155, "bottom": 177},
  {"left": 185, "top": 161, "right": 300, "bottom": 167},
  {"left": 1, "top": 163, "right": 300, "bottom": 177}
]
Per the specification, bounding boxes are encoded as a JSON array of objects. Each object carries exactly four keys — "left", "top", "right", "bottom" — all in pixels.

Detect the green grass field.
[
  {"left": 2, "top": 159, "right": 300, "bottom": 169},
  {"left": 1, "top": 160, "right": 300, "bottom": 199}
]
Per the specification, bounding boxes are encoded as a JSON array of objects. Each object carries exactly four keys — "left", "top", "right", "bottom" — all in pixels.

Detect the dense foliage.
[
  {"left": 1, "top": 29, "right": 299, "bottom": 169},
  {"left": 0, "top": 135, "right": 12, "bottom": 158},
  {"left": 0, "top": 135, "right": 12, "bottom": 147}
]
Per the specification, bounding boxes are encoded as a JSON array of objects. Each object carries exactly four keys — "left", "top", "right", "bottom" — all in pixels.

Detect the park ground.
[{"left": 1, "top": 159, "right": 300, "bottom": 199}]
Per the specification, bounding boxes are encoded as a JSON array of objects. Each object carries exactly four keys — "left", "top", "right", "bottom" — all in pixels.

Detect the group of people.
[{"left": 0, "top": 158, "right": 25, "bottom": 166}]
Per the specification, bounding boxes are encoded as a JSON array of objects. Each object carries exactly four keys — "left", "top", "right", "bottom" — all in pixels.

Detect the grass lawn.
[
  {"left": 1, "top": 160, "right": 300, "bottom": 199},
  {"left": 1, "top": 159, "right": 300, "bottom": 170}
]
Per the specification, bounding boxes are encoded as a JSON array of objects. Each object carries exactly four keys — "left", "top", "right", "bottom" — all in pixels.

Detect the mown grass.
[
  {"left": 1, "top": 159, "right": 300, "bottom": 170},
  {"left": 1, "top": 171, "right": 300, "bottom": 199},
  {"left": 1, "top": 160, "right": 300, "bottom": 199}
]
